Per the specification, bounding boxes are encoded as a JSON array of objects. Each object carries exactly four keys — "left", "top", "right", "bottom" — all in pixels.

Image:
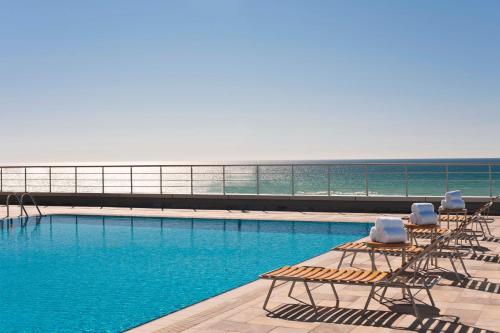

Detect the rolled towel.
[
  {"left": 369, "top": 226, "right": 378, "bottom": 242},
  {"left": 375, "top": 216, "right": 404, "bottom": 230},
  {"left": 411, "top": 203, "right": 435, "bottom": 214},
  {"left": 410, "top": 212, "right": 418, "bottom": 224},
  {"left": 371, "top": 217, "right": 407, "bottom": 243},
  {"left": 441, "top": 198, "right": 465, "bottom": 210},
  {"left": 445, "top": 190, "right": 462, "bottom": 201},
  {"left": 377, "top": 227, "right": 407, "bottom": 243},
  {"left": 410, "top": 211, "right": 438, "bottom": 225}
]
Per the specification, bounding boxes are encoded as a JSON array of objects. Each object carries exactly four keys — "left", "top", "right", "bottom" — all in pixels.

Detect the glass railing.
[{"left": 0, "top": 163, "right": 498, "bottom": 197}]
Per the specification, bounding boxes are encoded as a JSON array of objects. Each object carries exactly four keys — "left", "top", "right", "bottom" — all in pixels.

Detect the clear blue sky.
[{"left": 1, "top": 0, "right": 499, "bottom": 163}]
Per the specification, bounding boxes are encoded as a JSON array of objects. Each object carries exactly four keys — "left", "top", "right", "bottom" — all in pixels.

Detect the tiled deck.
[{"left": 2, "top": 206, "right": 500, "bottom": 332}]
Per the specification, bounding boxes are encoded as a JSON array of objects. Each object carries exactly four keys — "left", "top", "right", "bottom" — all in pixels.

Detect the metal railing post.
[
  {"left": 445, "top": 165, "right": 449, "bottom": 192},
  {"left": 222, "top": 166, "right": 226, "bottom": 195},
  {"left": 364, "top": 165, "right": 369, "bottom": 196},
  {"left": 75, "top": 167, "right": 78, "bottom": 193},
  {"left": 130, "top": 166, "right": 133, "bottom": 194},
  {"left": 327, "top": 166, "right": 331, "bottom": 196},
  {"left": 489, "top": 164, "right": 493, "bottom": 198},
  {"left": 405, "top": 165, "right": 409, "bottom": 197},
  {"left": 291, "top": 165, "right": 295, "bottom": 195},
  {"left": 0, "top": 168, "right": 2, "bottom": 192},
  {"left": 159, "top": 166, "right": 163, "bottom": 195},
  {"left": 190, "top": 166, "right": 194, "bottom": 195},
  {"left": 102, "top": 167, "right": 105, "bottom": 193},
  {"left": 256, "top": 165, "right": 260, "bottom": 195},
  {"left": 49, "top": 167, "right": 52, "bottom": 193},
  {"left": 24, "top": 167, "right": 27, "bottom": 192}
]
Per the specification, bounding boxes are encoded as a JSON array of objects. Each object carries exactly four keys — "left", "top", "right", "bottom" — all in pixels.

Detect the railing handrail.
[{"left": 0, "top": 161, "right": 500, "bottom": 168}]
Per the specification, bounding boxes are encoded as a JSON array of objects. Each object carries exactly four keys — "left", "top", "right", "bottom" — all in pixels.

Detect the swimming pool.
[{"left": 0, "top": 215, "right": 371, "bottom": 332}]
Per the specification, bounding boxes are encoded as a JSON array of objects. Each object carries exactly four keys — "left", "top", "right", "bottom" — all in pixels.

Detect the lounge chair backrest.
[{"left": 387, "top": 229, "right": 453, "bottom": 281}]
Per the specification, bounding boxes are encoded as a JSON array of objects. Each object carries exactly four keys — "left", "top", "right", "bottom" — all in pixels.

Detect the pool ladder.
[{"left": 5, "top": 192, "right": 43, "bottom": 218}]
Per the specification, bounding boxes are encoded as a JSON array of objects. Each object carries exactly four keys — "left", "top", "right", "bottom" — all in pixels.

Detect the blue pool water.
[{"left": 0, "top": 215, "right": 371, "bottom": 332}]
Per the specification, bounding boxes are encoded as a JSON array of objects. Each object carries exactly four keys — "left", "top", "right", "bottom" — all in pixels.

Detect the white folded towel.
[
  {"left": 411, "top": 203, "right": 435, "bottom": 214},
  {"left": 445, "top": 190, "right": 462, "bottom": 201},
  {"left": 375, "top": 216, "right": 404, "bottom": 230},
  {"left": 370, "top": 217, "right": 407, "bottom": 243},
  {"left": 410, "top": 211, "right": 438, "bottom": 225},
  {"left": 441, "top": 198, "right": 465, "bottom": 210},
  {"left": 377, "top": 227, "right": 407, "bottom": 243},
  {"left": 369, "top": 226, "right": 377, "bottom": 242}
]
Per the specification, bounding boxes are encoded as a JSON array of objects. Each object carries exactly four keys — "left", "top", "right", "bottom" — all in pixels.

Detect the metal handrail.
[
  {"left": 20, "top": 192, "right": 43, "bottom": 217},
  {"left": 5, "top": 193, "right": 28, "bottom": 217}
]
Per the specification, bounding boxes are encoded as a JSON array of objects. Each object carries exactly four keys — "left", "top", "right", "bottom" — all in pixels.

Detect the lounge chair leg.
[
  {"left": 380, "top": 286, "right": 388, "bottom": 303},
  {"left": 425, "top": 286, "right": 435, "bottom": 307},
  {"left": 485, "top": 222, "right": 492, "bottom": 237},
  {"left": 287, "top": 281, "right": 296, "bottom": 297},
  {"left": 383, "top": 253, "right": 393, "bottom": 272},
  {"left": 263, "top": 279, "right": 277, "bottom": 312},
  {"left": 349, "top": 252, "right": 358, "bottom": 267},
  {"left": 423, "top": 255, "right": 430, "bottom": 272},
  {"left": 303, "top": 282, "right": 317, "bottom": 312},
  {"left": 467, "top": 235, "right": 478, "bottom": 256},
  {"left": 369, "top": 251, "right": 377, "bottom": 271},
  {"left": 473, "top": 232, "right": 482, "bottom": 250},
  {"left": 478, "top": 220, "right": 486, "bottom": 237},
  {"left": 330, "top": 282, "right": 339, "bottom": 305},
  {"left": 448, "top": 256, "right": 461, "bottom": 281},
  {"left": 406, "top": 287, "right": 423, "bottom": 327},
  {"left": 338, "top": 251, "right": 346, "bottom": 269},
  {"left": 364, "top": 284, "right": 376, "bottom": 310},
  {"left": 456, "top": 250, "right": 470, "bottom": 276}
]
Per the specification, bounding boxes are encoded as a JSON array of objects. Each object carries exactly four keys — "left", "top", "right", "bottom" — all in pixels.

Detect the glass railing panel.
[
  {"left": 330, "top": 165, "right": 365, "bottom": 195},
  {"left": 191, "top": 166, "right": 223, "bottom": 194},
  {"left": 26, "top": 167, "right": 50, "bottom": 192},
  {"left": 224, "top": 166, "right": 257, "bottom": 194},
  {"left": 293, "top": 165, "right": 328, "bottom": 196},
  {"left": 447, "top": 166, "right": 490, "bottom": 196},
  {"left": 407, "top": 172, "right": 446, "bottom": 196},
  {"left": 258, "top": 166, "right": 292, "bottom": 195},
  {"left": 76, "top": 167, "right": 103, "bottom": 193},
  {"left": 161, "top": 168, "right": 191, "bottom": 194},
  {"left": 132, "top": 167, "right": 160, "bottom": 194},
  {"left": 50, "top": 167, "right": 76, "bottom": 193},
  {"left": 103, "top": 167, "right": 131, "bottom": 194},
  {"left": 1, "top": 167, "right": 26, "bottom": 192}
]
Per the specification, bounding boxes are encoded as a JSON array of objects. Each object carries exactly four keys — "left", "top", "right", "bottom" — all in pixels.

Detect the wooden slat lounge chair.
[
  {"left": 333, "top": 222, "right": 472, "bottom": 278},
  {"left": 408, "top": 208, "right": 489, "bottom": 254},
  {"left": 260, "top": 232, "right": 448, "bottom": 327},
  {"left": 332, "top": 239, "right": 469, "bottom": 279},
  {"left": 473, "top": 197, "right": 498, "bottom": 237},
  {"left": 409, "top": 197, "right": 497, "bottom": 239}
]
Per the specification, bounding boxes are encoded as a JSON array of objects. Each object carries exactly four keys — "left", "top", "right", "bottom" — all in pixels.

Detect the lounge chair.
[
  {"left": 332, "top": 216, "right": 473, "bottom": 279},
  {"left": 260, "top": 231, "right": 449, "bottom": 326},
  {"left": 407, "top": 204, "right": 494, "bottom": 253},
  {"left": 332, "top": 239, "right": 470, "bottom": 279}
]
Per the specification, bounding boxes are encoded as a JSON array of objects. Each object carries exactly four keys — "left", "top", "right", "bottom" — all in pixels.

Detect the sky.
[{"left": 1, "top": 0, "right": 499, "bottom": 164}]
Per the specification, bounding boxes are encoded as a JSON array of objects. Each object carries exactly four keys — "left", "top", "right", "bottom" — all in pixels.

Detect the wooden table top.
[
  {"left": 404, "top": 223, "right": 440, "bottom": 230},
  {"left": 364, "top": 241, "right": 411, "bottom": 249},
  {"left": 438, "top": 208, "right": 467, "bottom": 213}
]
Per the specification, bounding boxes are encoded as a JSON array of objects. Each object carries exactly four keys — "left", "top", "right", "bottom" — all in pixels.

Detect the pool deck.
[{"left": 2, "top": 205, "right": 500, "bottom": 333}]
